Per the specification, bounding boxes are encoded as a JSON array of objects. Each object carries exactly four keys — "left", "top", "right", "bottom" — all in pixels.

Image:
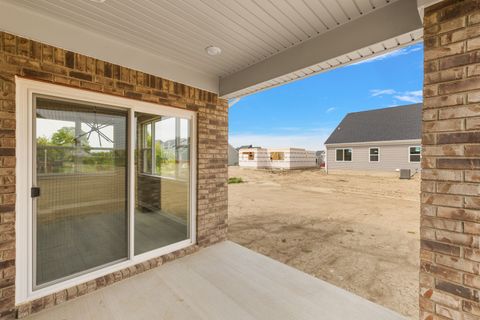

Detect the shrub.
[{"left": 228, "top": 177, "right": 244, "bottom": 184}]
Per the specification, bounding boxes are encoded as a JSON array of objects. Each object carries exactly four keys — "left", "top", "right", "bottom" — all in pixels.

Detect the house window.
[
  {"left": 270, "top": 152, "right": 285, "bottom": 160},
  {"left": 336, "top": 148, "right": 352, "bottom": 161},
  {"left": 242, "top": 152, "right": 254, "bottom": 160},
  {"left": 369, "top": 148, "right": 379, "bottom": 162},
  {"left": 409, "top": 146, "right": 421, "bottom": 162},
  {"left": 17, "top": 79, "right": 196, "bottom": 300}
]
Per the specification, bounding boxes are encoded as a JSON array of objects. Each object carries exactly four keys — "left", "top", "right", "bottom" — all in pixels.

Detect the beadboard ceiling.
[{"left": 0, "top": 0, "right": 423, "bottom": 97}]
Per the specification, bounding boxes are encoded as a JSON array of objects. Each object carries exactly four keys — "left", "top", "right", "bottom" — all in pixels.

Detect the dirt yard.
[{"left": 228, "top": 166, "right": 420, "bottom": 319}]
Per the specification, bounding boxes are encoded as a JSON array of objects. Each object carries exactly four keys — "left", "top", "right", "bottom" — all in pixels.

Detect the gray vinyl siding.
[{"left": 326, "top": 142, "right": 421, "bottom": 172}]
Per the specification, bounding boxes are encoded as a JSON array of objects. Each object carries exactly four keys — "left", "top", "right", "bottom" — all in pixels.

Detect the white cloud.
[
  {"left": 370, "top": 89, "right": 397, "bottom": 97},
  {"left": 229, "top": 131, "right": 331, "bottom": 151},
  {"left": 370, "top": 89, "right": 423, "bottom": 104},
  {"left": 351, "top": 45, "right": 422, "bottom": 66},
  {"left": 394, "top": 90, "right": 423, "bottom": 103},
  {"left": 326, "top": 107, "right": 336, "bottom": 113}
]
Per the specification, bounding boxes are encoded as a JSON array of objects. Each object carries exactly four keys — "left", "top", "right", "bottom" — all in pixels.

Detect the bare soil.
[{"left": 227, "top": 166, "right": 420, "bottom": 319}]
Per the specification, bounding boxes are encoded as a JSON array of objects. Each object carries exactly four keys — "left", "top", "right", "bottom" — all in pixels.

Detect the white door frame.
[{"left": 15, "top": 77, "right": 197, "bottom": 304}]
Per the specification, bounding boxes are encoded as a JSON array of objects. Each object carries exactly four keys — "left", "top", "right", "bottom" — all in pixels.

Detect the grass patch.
[{"left": 228, "top": 177, "right": 244, "bottom": 184}]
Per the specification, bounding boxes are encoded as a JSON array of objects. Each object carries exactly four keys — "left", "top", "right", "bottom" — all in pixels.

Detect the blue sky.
[{"left": 228, "top": 43, "right": 424, "bottom": 151}]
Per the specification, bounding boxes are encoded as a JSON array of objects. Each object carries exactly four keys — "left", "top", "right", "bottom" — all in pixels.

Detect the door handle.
[{"left": 31, "top": 187, "right": 41, "bottom": 198}]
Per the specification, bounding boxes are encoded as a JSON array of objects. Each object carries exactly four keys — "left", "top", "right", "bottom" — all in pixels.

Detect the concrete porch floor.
[{"left": 27, "top": 241, "right": 405, "bottom": 320}]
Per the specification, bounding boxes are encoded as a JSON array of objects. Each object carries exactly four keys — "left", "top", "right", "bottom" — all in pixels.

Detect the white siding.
[
  {"left": 239, "top": 148, "right": 317, "bottom": 169},
  {"left": 326, "top": 142, "right": 421, "bottom": 172}
]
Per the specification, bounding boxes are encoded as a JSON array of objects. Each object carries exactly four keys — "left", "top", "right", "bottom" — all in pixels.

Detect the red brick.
[
  {"left": 468, "top": 36, "right": 480, "bottom": 51},
  {"left": 422, "top": 239, "right": 461, "bottom": 256},
  {"left": 465, "top": 248, "right": 480, "bottom": 262},
  {"left": 439, "top": 105, "right": 480, "bottom": 120},
  {"left": 466, "top": 197, "right": 480, "bottom": 210},
  {"left": 422, "top": 145, "right": 465, "bottom": 156},
  {"left": 424, "top": 93, "right": 464, "bottom": 108},
  {"left": 422, "top": 193, "right": 463, "bottom": 207},
  {"left": 424, "top": 118, "right": 464, "bottom": 132},
  {"left": 438, "top": 77, "right": 480, "bottom": 95},
  {"left": 436, "top": 304, "right": 462, "bottom": 320},
  {"left": 421, "top": 287, "right": 461, "bottom": 309},
  {"left": 437, "top": 254, "right": 479, "bottom": 274},
  {"left": 465, "top": 170, "right": 480, "bottom": 182},
  {"left": 422, "top": 169, "right": 463, "bottom": 181},
  {"left": 422, "top": 216, "right": 463, "bottom": 232},
  {"left": 466, "top": 116, "right": 480, "bottom": 129},
  {"left": 437, "top": 182, "right": 480, "bottom": 196},
  {"left": 437, "top": 207, "right": 480, "bottom": 222},
  {"left": 463, "top": 300, "right": 480, "bottom": 316},
  {"left": 436, "top": 280, "right": 479, "bottom": 300}
]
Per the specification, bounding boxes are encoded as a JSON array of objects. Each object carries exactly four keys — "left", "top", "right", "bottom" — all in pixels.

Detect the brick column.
[{"left": 421, "top": 1, "right": 480, "bottom": 319}]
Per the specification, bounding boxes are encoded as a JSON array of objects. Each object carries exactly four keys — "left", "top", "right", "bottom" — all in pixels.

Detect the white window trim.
[
  {"left": 335, "top": 148, "right": 353, "bottom": 162},
  {"left": 15, "top": 77, "right": 197, "bottom": 304},
  {"left": 369, "top": 147, "right": 380, "bottom": 163},
  {"left": 408, "top": 145, "right": 422, "bottom": 163}
]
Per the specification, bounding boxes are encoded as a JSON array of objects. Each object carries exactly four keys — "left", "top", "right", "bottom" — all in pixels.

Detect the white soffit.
[
  {"left": 220, "top": 0, "right": 423, "bottom": 98},
  {"left": 222, "top": 29, "right": 423, "bottom": 99},
  {"left": 0, "top": 0, "right": 422, "bottom": 96}
]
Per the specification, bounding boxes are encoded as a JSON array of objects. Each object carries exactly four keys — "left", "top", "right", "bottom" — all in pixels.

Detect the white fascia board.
[
  {"left": 325, "top": 139, "right": 422, "bottom": 148},
  {"left": 0, "top": 1, "right": 219, "bottom": 93},
  {"left": 219, "top": 0, "right": 422, "bottom": 97},
  {"left": 417, "top": 0, "right": 445, "bottom": 20}
]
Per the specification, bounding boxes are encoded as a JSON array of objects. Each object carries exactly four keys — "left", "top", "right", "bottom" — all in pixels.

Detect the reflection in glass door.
[
  {"left": 34, "top": 96, "right": 128, "bottom": 287},
  {"left": 135, "top": 113, "right": 191, "bottom": 255}
]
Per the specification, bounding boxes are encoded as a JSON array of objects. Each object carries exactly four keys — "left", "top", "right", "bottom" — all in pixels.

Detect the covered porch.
[
  {"left": 25, "top": 241, "right": 404, "bottom": 320},
  {"left": 0, "top": 0, "right": 478, "bottom": 319}
]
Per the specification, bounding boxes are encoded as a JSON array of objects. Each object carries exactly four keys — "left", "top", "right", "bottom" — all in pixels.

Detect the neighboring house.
[
  {"left": 324, "top": 104, "right": 422, "bottom": 172},
  {"left": 239, "top": 147, "right": 317, "bottom": 169},
  {"left": 228, "top": 144, "right": 239, "bottom": 166}
]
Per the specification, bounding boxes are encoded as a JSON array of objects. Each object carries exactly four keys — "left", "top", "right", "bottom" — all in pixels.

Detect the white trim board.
[
  {"left": 325, "top": 139, "right": 421, "bottom": 148},
  {"left": 15, "top": 77, "right": 197, "bottom": 304},
  {"left": 417, "top": 0, "right": 444, "bottom": 20}
]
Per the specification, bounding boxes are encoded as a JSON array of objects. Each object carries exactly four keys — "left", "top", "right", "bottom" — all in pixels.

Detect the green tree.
[
  {"left": 37, "top": 136, "right": 49, "bottom": 146},
  {"left": 51, "top": 127, "right": 76, "bottom": 146}
]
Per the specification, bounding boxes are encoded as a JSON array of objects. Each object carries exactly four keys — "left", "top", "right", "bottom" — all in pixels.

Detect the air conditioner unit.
[{"left": 400, "top": 169, "right": 411, "bottom": 179}]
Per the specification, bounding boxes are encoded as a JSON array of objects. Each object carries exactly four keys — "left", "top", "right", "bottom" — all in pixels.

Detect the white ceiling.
[
  {"left": 6, "top": 0, "right": 394, "bottom": 76},
  {"left": 0, "top": 0, "right": 423, "bottom": 97}
]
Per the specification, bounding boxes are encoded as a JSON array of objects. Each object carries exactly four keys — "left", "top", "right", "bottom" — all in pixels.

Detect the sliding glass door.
[
  {"left": 31, "top": 93, "right": 193, "bottom": 290},
  {"left": 34, "top": 97, "right": 128, "bottom": 287}
]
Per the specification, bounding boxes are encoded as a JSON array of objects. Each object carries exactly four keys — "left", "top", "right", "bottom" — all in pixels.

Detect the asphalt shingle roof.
[{"left": 324, "top": 103, "right": 422, "bottom": 145}]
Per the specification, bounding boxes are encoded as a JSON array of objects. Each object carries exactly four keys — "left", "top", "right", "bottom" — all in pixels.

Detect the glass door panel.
[
  {"left": 34, "top": 96, "right": 128, "bottom": 287},
  {"left": 134, "top": 113, "right": 190, "bottom": 255}
]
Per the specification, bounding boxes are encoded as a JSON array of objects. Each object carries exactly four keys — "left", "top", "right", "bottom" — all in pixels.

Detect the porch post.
[{"left": 421, "top": 0, "right": 480, "bottom": 318}]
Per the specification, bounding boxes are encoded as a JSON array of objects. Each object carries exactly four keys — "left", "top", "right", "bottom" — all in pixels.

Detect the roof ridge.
[{"left": 346, "top": 103, "right": 421, "bottom": 116}]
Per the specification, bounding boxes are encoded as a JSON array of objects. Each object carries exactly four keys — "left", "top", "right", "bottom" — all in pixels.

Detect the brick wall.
[
  {"left": 0, "top": 31, "right": 228, "bottom": 318},
  {"left": 421, "top": 1, "right": 480, "bottom": 319}
]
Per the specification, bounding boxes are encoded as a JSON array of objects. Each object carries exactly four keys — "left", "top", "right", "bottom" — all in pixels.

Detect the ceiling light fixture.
[
  {"left": 205, "top": 46, "right": 222, "bottom": 56},
  {"left": 89, "top": 0, "right": 106, "bottom": 3}
]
